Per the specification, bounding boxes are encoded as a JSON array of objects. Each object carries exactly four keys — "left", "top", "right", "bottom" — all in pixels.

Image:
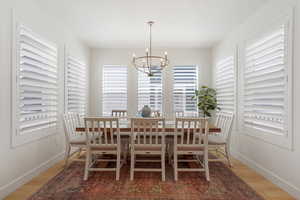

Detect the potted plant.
[{"left": 193, "top": 86, "right": 220, "bottom": 117}]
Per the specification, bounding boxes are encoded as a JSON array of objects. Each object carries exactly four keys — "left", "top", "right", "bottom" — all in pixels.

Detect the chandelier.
[{"left": 132, "top": 21, "right": 169, "bottom": 76}]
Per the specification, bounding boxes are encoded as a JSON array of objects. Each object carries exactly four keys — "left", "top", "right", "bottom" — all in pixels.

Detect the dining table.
[{"left": 75, "top": 119, "right": 221, "bottom": 135}]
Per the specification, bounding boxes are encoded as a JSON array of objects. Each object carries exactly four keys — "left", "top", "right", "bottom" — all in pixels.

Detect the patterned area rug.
[{"left": 28, "top": 159, "right": 264, "bottom": 200}]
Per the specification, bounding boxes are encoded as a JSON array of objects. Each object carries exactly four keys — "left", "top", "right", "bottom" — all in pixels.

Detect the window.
[
  {"left": 173, "top": 65, "right": 198, "bottom": 116},
  {"left": 102, "top": 65, "right": 127, "bottom": 116},
  {"left": 242, "top": 22, "right": 292, "bottom": 148},
  {"left": 12, "top": 24, "right": 58, "bottom": 146},
  {"left": 138, "top": 67, "right": 162, "bottom": 112},
  {"left": 65, "top": 56, "right": 87, "bottom": 116},
  {"left": 216, "top": 56, "right": 235, "bottom": 113}
]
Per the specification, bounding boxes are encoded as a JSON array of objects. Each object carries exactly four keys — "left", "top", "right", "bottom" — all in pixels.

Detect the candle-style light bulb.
[
  {"left": 164, "top": 51, "right": 168, "bottom": 56},
  {"left": 146, "top": 48, "right": 149, "bottom": 53}
]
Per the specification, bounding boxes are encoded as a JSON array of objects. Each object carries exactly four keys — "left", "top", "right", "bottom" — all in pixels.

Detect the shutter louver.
[
  {"left": 66, "top": 56, "right": 87, "bottom": 116},
  {"left": 243, "top": 25, "right": 287, "bottom": 136},
  {"left": 103, "top": 65, "right": 127, "bottom": 116},
  {"left": 18, "top": 25, "right": 58, "bottom": 135},
  {"left": 216, "top": 56, "right": 235, "bottom": 113},
  {"left": 138, "top": 67, "right": 162, "bottom": 112},
  {"left": 173, "top": 65, "right": 198, "bottom": 116}
]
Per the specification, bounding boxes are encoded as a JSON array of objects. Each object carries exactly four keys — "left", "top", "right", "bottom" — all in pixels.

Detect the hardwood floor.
[
  {"left": 4, "top": 155, "right": 295, "bottom": 200},
  {"left": 229, "top": 159, "right": 295, "bottom": 200}
]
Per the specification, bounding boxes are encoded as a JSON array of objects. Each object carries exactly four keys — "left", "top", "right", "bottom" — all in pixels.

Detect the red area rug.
[{"left": 28, "top": 160, "right": 264, "bottom": 200}]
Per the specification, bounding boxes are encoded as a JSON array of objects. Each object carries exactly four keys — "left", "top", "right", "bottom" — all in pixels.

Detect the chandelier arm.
[
  {"left": 135, "top": 56, "right": 168, "bottom": 59},
  {"left": 133, "top": 62, "right": 151, "bottom": 75}
]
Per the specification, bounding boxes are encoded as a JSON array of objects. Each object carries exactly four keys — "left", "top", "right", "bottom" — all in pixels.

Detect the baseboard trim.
[
  {"left": 231, "top": 150, "right": 300, "bottom": 199},
  {"left": 0, "top": 152, "right": 65, "bottom": 199}
]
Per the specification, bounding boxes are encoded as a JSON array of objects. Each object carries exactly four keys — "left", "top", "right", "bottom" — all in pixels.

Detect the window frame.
[
  {"left": 238, "top": 14, "right": 294, "bottom": 150},
  {"left": 64, "top": 49, "right": 87, "bottom": 116},
  {"left": 215, "top": 56, "right": 236, "bottom": 114},
  {"left": 11, "top": 23, "right": 59, "bottom": 147},
  {"left": 172, "top": 65, "right": 199, "bottom": 116},
  {"left": 102, "top": 65, "right": 128, "bottom": 116},
  {"left": 137, "top": 67, "right": 164, "bottom": 113}
]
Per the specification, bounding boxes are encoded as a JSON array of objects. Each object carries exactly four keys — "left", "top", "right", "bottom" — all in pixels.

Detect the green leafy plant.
[{"left": 193, "top": 85, "right": 220, "bottom": 117}]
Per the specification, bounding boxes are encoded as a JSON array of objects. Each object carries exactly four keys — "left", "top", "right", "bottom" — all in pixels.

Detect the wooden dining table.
[{"left": 75, "top": 120, "right": 221, "bottom": 135}]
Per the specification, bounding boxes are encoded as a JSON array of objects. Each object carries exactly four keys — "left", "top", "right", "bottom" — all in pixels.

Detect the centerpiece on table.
[
  {"left": 141, "top": 105, "right": 152, "bottom": 117},
  {"left": 193, "top": 85, "right": 220, "bottom": 118}
]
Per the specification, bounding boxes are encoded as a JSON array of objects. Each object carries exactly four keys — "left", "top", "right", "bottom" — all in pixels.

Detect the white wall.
[
  {"left": 89, "top": 48, "right": 212, "bottom": 119},
  {"left": 212, "top": 0, "right": 300, "bottom": 198},
  {"left": 0, "top": 0, "right": 90, "bottom": 198}
]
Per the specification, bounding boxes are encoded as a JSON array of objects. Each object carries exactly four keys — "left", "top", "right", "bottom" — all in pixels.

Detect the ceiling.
[{"left": 35, "top": 0, "right": 268, "bottom": 48}]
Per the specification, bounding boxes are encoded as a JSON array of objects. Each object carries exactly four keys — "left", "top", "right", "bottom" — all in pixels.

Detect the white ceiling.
[{"left": 35, "top": 0, "right": 268, "bottom": 48}]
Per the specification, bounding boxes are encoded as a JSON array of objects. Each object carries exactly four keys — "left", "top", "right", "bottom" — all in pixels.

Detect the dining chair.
[
  {"left": 152, "top": 110, "right": 161, "bottom": 117},
  {"left": 208, "top": 112, "right": 234, "bottom": 166},
  {"left": 111, "top": 110, "right": 127, "bottom": 117},
  {"left": 83, "top": 117, "right": 126, "bottom": 181},
  {"left": 62, "top": 113, "right": 86, "bottom": 168},
  {"left": 175, "top": 111, "right": 184, "bottom": 117},
  {"left": 171, "top": 117, "right": 210, "bottom": 181},
  {"left": 130, "top": 118, "right": 166, "bottom": 181}
]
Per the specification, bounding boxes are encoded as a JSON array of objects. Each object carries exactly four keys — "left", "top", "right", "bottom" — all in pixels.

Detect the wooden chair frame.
[
  {"left": 208, "top": 112, "right": 234, "bottom": 166},
  {"left": 111, "top": 110, "right": 127, "bottom": 117},
  {"left": 130, "top": 118, "right": 166, "bottom": 181},
  {"left": 151, "top": 110, "right": 161, "bottom": 117},
  {"left": 62, "top": 113, "right": 85, "bottom": 168},
  {"left": 83, "top": 117, "right": 127, "bottom": 181},
  {"left": 171, "top": 117, "right": 210, "bottom": 181},
  {"left": 175, "top": 111, "right": 184, "bottom": 117}
]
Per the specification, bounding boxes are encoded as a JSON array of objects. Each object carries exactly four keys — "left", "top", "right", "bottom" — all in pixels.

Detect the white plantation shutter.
[
  {"left": 138, "top": 67, "right": 162, "bottom": 112},
  {"left": 17, "top": 25, "right": 58, "bottom": 135},
  {"left": 102, "top": 65, "right": 127, "bottom": 116},
  {"left": 243, "top": 24, "right": 289, "bottom": 136},
  {"left": 173, "top": 65, "right": 198, "bottom": 115},
  {"left": 216, "top": 56, "right": 235, "bottom": 113},
  {"left": 65, "top": 56, "right": 87, "bottom": 116}
]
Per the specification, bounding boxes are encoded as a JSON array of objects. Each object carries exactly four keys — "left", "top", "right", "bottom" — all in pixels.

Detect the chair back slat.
[
  {"left": 152, "top": 110, "right": 161, "bottom": 117},
  {"left": 110, "top": 120, "right": 114, "bottom": 144},
  {"left": 104, "top": 121, "right": 108, "bottom": 144},
  {"left": 192, "top": 121, "right": 197, "bottom": 144},
  {"left": 97, "top": 121, "right": 102, "bottom": 144},
  {"left": 131, "top": 118, "right": 165, "bottom": 145},
  {"left": 175, "top": 117, "right": 209, "bottom": 147},
  {"left": 187, "top": 121, "right": 191, "bottom": 144},
  {"left": 175, "top": 111, "right": 184, "bottom": 117},
  {"left": 214, "top": 112, "right": 234, "bottom": 142},
  {"left": 155, "top": 121, "right": 159, "bottom": 144},
  {"left": 84, "top": 117, "right": 120, "bottom": 146},
  {"left": 215, "top": 113, "right": 220, "bottom": 127},
  {"left": 111, "top": 110, "right": 127, "bottom": 117},
  {"left": 137, "top": 124, "right": 140, "bottom": 144},
  {"left": 63, "top": 113, "right": 82, "bottom": 142}
]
